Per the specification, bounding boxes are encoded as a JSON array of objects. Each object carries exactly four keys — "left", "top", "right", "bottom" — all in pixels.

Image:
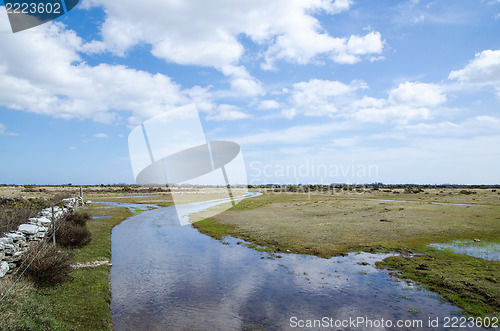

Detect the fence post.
[{"left": 51, "top": 204, "right": 56, "bottom": 247}]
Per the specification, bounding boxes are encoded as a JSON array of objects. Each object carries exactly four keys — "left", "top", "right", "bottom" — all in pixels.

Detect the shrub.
[
  {"left": 65, "top": 212, "right": 91, "bottom": 227},
  {"left": 0, "top": 208, "right": 38, "bottom": 235},
  {"left": 18, "top": 242, "right": 73, "bottom": 286},
  {"left": 51, "top": 216, "right": 92, "bottom": 248}
]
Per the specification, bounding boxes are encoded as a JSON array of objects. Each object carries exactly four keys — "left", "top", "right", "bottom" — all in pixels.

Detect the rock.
[
  {"left": 0, "top": 261, "right": 9, "bottom": 277},
  {"left": 0, "top": 237, "right": 14, "bottom": 245},
  {"left": 9, "top": 251, "right": 23, "bottom": 263},
  {"left": 30, "top": 217, "right": 52, "bottom": 227},
  {"left": 474, "top": 238, "right": 481, "bottom": 242},
  {"left": 5, "top": 232, "right": 26, "bottom": 242},
  {"left": 37, "top": 226, "right": 49, "bottom": 233},
  {"left": 18, "top": 224, "right": 39, "bottom": 235},
  {"left": 7, "top": 263, "right": 16, "bottom": 270},
  {"left": 35, "top": 232, "right": 46, "bottom": 238},
  {"left": 2, "top": 244, "right": 16, "bottom": 255}
]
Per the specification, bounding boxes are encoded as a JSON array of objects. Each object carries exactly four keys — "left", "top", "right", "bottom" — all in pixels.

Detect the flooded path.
[{"left": 110, "top": 195, "right": 483, "bottom": 330}]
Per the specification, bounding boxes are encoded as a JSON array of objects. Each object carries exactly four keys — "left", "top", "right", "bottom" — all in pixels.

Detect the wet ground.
[
  {"left": 109, "top": 196, "right": 485, "bottom": 330},
  {"left": 429, "top": 240, "right": 500, "bottom": 261}
]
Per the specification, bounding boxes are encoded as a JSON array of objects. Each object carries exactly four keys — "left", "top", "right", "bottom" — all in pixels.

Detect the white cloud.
[
  {"left": 396, "top": 116, "right": 500, "bottom": 135},
  {"left": 93, "top": 133, "right": 108, "bottom": 139},
  {"left": 448, "top": 50, "right": 500, "bottom": 84},
  {"left": 286, "top": 79, "right": 364, "bottom": 118},
  {"left": 68, "top": 146, "right": 78, "bottom": 151},
  {"left": 0, "top": 22, "right": 212, "bottom": 124},
  {"left": 230, "top": 78, "right": 264, "bottom": 97},
  {"left": 257, "top": 100, "right": 281, "bottom": 110},
  {"left": 351, "top": 83, "right": 446, "bottom": 123},
  {"left": 207, "top": 104, "right": 252, "bottom": 121},
  {"left": 388, "top": 82, "right": 447, "bottom": 107},
  {"left": 0, "top": 123, "right": 18, "bottom": 136},
  {"left": 279, "top": 79, "right": 444, "bottom": 124},
  {"left": 346, "top": 32, "right": 384, "bottom": 56},
  {"left": 82, "top": 0, "right": 383, "bottom": 72}
]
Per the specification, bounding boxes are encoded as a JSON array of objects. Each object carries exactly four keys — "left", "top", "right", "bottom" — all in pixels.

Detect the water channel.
[{"left": 109, "top": 194, "right": 484, "bottom": 330}]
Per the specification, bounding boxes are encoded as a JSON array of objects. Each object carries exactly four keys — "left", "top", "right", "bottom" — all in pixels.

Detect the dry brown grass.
[{"left": 195, "top": 189, "right": 500, "bottom": 257}]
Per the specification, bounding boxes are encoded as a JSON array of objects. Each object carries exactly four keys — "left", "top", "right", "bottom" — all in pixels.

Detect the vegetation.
[
  {"left": 0, "top": 198, "right": 50, "bottom": 235},
  {"left": 18, "top": 242, "right": 74, "bottom": 287},
  {"left": 193, "top": 188, "right": 500, "bottom": 317},
  {"left": 51, "top": 212, "right": 93, "bottom": 248},
  {"left": 0, "top": 205, "right": 134, "bottom": 330},
  {"left": 378, "top": 249, "right": 499, "bottom": 317}
]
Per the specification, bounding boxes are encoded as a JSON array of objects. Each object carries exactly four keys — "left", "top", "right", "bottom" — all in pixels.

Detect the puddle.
[
  {"left": 110, "top": 196, "right": 486, "bottom": 330},
  {"left": 92, "top": 201, "right": 158, "bottom": 213},
  {"left": 91, "top": 216, "right": 112, "bottom": 221},
  {"left": 92, "top": 195, "right": 160, "bottom": 199},
  {"left": 429, "top": 240, "right": 500, "bottom": 261}
]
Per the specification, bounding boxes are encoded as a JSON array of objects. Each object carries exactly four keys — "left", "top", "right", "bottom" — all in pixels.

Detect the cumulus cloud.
[
  {"left": 0, "top": 22, "right": 212, "bottom": 125},
  {"left": 284, "top": 79, "right": 365, "bottom": 118},
  {"left": 82, "top": 0, "right": 383, "bottom": 72},
  {"left": 449, "top": 50, "right": 500, "bottom": 84},
  {"left": 279, "top": 79, "right": 446, "bottom": 124},
  {"left": 257, "top": 100, "right": 281, "bottom": 110},
  {"left": 93, "top": 133, "right": 109, "bottom": 139},
  {"left": 207, "top": 104, "right": 252, "bottom": 121},
  {"left": 351, "top": 82, "right": 446, "bottom": 123},
  {"left": 388, "top": 82, "right": 447, "bottom": 107}
]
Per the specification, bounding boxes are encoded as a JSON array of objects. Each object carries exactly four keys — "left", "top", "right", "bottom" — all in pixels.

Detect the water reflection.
[
  {"left": 111, "top": 202, "right": 482, "bottom": 330},
  {"left": 430, "top": 240, "right": 500, "bottom": 261}
]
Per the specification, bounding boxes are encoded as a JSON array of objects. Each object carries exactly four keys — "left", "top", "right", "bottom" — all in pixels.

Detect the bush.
[
  {"left": 18, "top": 242, "right": 74, "bottom": 286},
  {"left": 51, "top": 215, "right": 92, "bottom": 248},
  {"left": 0, "top": 208, "right": 38, "bottom": 235},
  {"left": 65, "top": 212, "right": 91, "bottom": 227}
]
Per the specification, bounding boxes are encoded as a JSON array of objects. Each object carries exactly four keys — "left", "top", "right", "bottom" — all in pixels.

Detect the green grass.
[
  {"left": 378, "top": 248, "right": 500, "bottom": 318},
  {"left": 0, "top": 206, "right": 133, "bottom": 330}
]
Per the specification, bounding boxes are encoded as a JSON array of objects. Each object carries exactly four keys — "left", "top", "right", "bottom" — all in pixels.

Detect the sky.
[{"left": 0, "top": 0, "right": 499, "bottom": 185}]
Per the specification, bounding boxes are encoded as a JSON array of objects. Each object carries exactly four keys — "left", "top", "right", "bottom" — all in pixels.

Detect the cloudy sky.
[{"left": 0, "top": 0, "right": 499, "bottom": 185}]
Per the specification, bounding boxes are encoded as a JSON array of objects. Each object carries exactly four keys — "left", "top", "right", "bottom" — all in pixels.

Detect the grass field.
[
  {"left": 193, "top": 188, "right": 500, "bottom": 317},
  {"left": 1, "top": 186, "right": 498, "bottom": 328},
  {"left": 0, "top": 205, "right": 133, "bottom": 330}
]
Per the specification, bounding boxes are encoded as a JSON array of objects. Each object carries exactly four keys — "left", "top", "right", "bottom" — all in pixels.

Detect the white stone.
[
  {"left": 0, "top": 261, "right": 9, "bottom": 278},
  {"left": 5, "top": 232, "right": 26, "bottom": 242},
  {"left": 2, "top": 244, "right": 15, "bottom": 254},
  {"left": 35, "top": 217, "right": 52, "bottom": 227},
  {"left": 18, "top": 224, "right": 39, "bottom": 235},
  {"left": 0, "top": 237, "right": 14, "bottom": 245},
  {"left": 9, "top": 251, "right": 23, "bottom": 263}
]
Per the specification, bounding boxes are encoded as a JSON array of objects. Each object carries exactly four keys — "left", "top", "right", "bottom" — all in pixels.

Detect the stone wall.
[{"left": 0, "top": 197, "right": 85, "bottom": 278}]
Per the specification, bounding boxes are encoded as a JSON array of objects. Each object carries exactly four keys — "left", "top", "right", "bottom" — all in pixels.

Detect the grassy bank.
[
  {"left": 0, "top": 206, "right": 133, "bottom": 330},
  {"left": 193, "top": 189, "right": 500, "bottom": 317}
]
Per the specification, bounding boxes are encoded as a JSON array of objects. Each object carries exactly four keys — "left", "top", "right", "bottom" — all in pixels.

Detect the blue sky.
[{"left": 0, "top": 0, "right": 499, "bottom": 185}]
